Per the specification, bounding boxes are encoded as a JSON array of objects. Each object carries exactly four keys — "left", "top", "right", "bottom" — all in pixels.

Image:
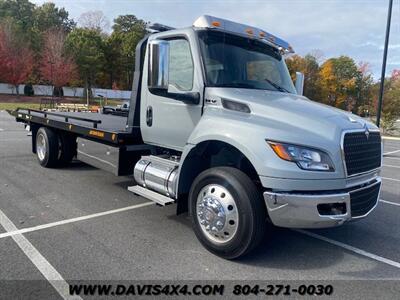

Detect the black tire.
[
  {"left": 58, "top": 134, "right": 76, "bottom": 165},
  {"left": 189, "top": 167, "right": 267, "bottom": 259},
  {"left": 36, "top": 127, "right": 59, "bottom": 168}
]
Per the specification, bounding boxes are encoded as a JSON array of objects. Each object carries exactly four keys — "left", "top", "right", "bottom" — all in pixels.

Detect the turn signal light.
[{"left": 269, "top": 143, "right": 292, "bottom": 161}]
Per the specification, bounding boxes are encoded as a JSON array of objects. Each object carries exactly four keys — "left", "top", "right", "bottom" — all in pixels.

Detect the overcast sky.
[{"left": 32, "top": 0, "right": 399, "bottom": 79}]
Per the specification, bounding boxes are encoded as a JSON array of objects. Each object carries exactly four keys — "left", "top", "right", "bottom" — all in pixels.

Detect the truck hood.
[{"left": 205, "top": 88, "right": 378, "bottom": 143}]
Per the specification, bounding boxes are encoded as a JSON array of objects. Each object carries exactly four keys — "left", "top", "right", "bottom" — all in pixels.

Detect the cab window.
[{"left": 168, "top": 39, "right": 194, "bottom": 91}]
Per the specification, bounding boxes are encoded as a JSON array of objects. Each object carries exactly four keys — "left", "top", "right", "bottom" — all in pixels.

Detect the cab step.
[{"left": 128, "top": 185, "right": 175, "bottom": 206}]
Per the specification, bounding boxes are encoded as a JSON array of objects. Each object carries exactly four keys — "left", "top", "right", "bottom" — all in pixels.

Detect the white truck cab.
[{"left": 13, "top": 15, "right": 382, "bottom": 259}]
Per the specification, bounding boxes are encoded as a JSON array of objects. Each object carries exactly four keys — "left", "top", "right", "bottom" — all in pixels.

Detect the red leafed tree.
[
  {"left": 40, "top": 29, "right": 78, "bottom": 93},
  {"left": 391, "top": 69, "right": 400, "bottom": 81},
  {"left": 0, "top": 22, "right": 34, "bottom": 95}
]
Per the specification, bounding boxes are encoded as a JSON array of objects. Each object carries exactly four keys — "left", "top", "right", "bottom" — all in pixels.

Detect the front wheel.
[{"left": 189, "top": 167, "right": 267, "bottom": 259}]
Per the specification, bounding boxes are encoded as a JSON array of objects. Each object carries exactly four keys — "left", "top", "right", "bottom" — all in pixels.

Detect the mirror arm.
[
  {"left": 295, "top": 72, "right": 304, "bottom": 95},
  {"left": 149, "top": 88, "right": 200, "bottom": 105},
  {"left": 171, "top": 92, "right": 200, "bottom": 105}
]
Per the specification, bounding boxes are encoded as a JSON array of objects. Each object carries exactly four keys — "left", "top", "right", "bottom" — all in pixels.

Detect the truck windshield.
[{"left": 198, "top": 30, "right": 296, "bottom": 94}]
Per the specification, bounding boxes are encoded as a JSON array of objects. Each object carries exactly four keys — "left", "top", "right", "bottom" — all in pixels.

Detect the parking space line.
[
  {"left": 0, "top": 208, "right": 82, "bottom": 299},
  {"left": 383, "top": 150, "right": 400, "bottom": 156},
  {"left": 382, "top": 177, "right": 400, "bottom": 183},
  {"left": 380, "top": 199, "right": 400, "bottom": 207},
  {"left": 383, "top": 164, "right": 400, "bottom": 169},
  {"left": 295, "top": 229, "right": 400, "bottom": 269},
  {"left": 0, "top": 128, "right": 4, "bottom": 131},
  {"left": 0, "top": 201, "right": 154, "bottom": 239},
  {"left": 0, "top": 138, "right": 29, "bottom": 142},
  {"left": 383, "top": 136, "right": 400, "bottom": 141},
  {"left": 383, "top": 145, "right": 400, "bottom": 149},
  {"left": 384, "top": 157, "right": 400, "bottom": 161}
]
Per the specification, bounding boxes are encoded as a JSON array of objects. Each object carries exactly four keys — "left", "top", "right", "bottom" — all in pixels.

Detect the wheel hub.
[
  {"left": 196, "top": 184, "right": 238, "bottom": 244},
  {"left": 198, "top": 196, "right": 226, "bottom": 232},
  {"left": 37, "top": 134, "right": 46, "bottom": 161}
]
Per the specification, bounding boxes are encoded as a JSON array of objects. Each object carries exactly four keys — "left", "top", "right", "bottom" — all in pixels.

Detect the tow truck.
[{"left": 10, "top": 15, "right": 382, "bottom": 259}]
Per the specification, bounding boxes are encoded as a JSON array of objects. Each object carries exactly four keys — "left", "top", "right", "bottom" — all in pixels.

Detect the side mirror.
[
  {"left": 148, "top": 40, "right": 169, "bottom": 90},
  {"left": 295, "top": 72, "right": 304, "bottom": 95}
]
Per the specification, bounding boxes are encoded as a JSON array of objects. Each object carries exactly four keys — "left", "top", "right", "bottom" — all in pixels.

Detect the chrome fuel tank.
[{"left": 134, "top": 155, "right": 179, "bottom": 198}]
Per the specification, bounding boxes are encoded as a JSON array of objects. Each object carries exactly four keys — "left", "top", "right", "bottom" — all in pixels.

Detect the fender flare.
[{"left": 175, "top": 137, "right": 261, "bottom": 214}]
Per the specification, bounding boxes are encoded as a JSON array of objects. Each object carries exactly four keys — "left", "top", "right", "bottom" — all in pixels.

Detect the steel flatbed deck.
[{"left": 10, "top": 108, "right": 142, "bottom": 145}]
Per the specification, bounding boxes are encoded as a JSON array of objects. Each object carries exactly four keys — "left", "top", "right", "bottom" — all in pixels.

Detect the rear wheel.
[
  {"left": 58, "top": 134, "right": 76, "bottom": 165},
  {"left": 36, "top": 127, "right": 59, "bottom": 168},
  {"left": 189, "top": 167, "right": 267, "bottom": 259}
]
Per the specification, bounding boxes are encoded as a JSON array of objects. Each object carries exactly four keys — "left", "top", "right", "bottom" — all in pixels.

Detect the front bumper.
[{"left": 263, "top": 178, "right": 381, "bottom": 229}]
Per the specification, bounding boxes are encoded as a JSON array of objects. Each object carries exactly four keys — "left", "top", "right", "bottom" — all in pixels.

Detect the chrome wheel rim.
[
  {"left": 37, "top": 133, "right": 46, "bottom": 161},
  {"left": 196, "top": 184, "right": 239, "bottom": 244}
]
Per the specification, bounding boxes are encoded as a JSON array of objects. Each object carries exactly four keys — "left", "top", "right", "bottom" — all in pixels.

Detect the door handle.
[{"left": 146, "top": 106, "right": 153, "bottom": 127}]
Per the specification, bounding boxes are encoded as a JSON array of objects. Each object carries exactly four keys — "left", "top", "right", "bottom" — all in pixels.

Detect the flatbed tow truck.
[{"left": 10, "top": 15, "right": 382, "bottom": 259}]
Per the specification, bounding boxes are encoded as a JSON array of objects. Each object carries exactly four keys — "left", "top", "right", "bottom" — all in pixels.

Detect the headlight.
[{"left": 267, "top": 141, "right": 335, "bottom": 171}]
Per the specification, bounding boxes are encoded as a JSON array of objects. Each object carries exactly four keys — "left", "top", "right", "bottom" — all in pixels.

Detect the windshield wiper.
[
  {"left": 215, "top": 83, "right": 257, "bottom": 89},
  {"left": 263, "top": 78, "right": 290, "bottom": 93}
]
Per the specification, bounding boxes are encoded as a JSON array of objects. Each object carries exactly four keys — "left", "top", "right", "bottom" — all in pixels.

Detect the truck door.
[{"left": 141, "top": 35, "right": 203, "bottom": 151}]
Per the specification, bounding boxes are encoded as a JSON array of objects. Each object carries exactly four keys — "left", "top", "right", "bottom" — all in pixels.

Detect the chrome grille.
[{"left": 343, "top": 130, "right": 381, "bottom": 176}]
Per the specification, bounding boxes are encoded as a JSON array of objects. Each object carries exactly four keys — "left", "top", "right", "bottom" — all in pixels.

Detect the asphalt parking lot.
[{"left": 0, "top": 110, "right": 399, "bottom": 298}]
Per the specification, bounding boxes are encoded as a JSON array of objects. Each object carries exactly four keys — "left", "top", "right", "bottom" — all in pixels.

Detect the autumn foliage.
[
  {"left": 392, "top": 69, "right": 400, "bottom": 81},
  {"left": 39, "top": 29, "right": 78, "bottom": 88},
  {"left": 286, "top": 54, "right": 373, "bottom": 113},
  {"left": 286, "top": 53, "right": 400, "bottom": 133},
  {"left": 0, "top": 0, "right": 398, "bottom": 132},
  {"left": 0, "top": 22, "right": 34, "bottom": 94}
]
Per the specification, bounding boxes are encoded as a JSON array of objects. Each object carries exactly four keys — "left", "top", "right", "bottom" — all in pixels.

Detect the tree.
[
  {"left": 308, "top": 49, "right": 324, "bottom": 64},
  {"left": 371, "top": 71, "right": 400, "bottom": 133},
  {"left": 65, "top": 28, "right": 105, "bottom": 98},
  {"left": 40, "top": 29, "right": 78, "bottom": 93},
  {"left": 302, "top": 54, "right": 322, "bottom": 101},
  {"left": 33, "top": 2, "right": 76, "bottom": 33},
  {"left": 0, "top": 0, "right": 76, "bottom": 86},
  {"left": 111, "top": 15, "right": 147, "bottom": 89},
  {"left": 78, "top": 10, "right": 109, "bottom": 32},
  {"left": 354, "top": 62, "right": 373, "bottom": 116},
  {"left": 102, "top": 34, "right": 123, "bottom": 88},
  {"left": 318, "top": 59, "right": 336, "bottom": 106},
  {"left": 285, "top": 54, "right": 305, "bottom": 81},
  {"left": 0, "top": 0, "right": 35, "bottom": 31},
  {"left": 0, "top": 19, "right": 34, "bottom": 95},
  {"left": 392, "top": 69, "right": 400, "bottom": 81},
  {"left": 112, "top": 14, "right": 147, "bottom": 34},
  {"left": 286, "top": 53, "right": 321, "bottom": 100},
  {"left": 319, "top": 56, "right": 358, "bottom": 110},
  {"left": 384, "top": 72, "right": 400, "bottom": 121}
]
